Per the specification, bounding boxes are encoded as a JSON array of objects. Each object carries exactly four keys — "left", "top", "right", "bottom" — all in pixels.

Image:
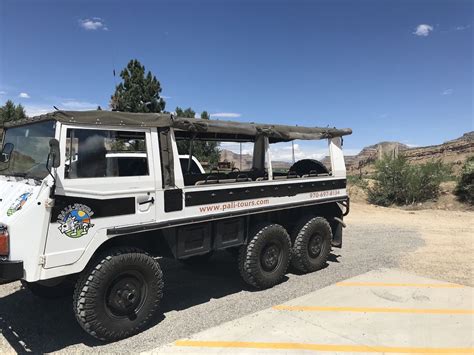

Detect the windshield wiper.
[{"left": 5, "top": 173, "right": 27, "bottom": 177}]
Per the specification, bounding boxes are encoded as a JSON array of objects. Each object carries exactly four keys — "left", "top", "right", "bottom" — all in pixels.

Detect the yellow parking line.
[
  {"left": 336, "top": 282, "right": 464, "bottom": 288},
  {"left": 175, "top": 340, "right": 474, "bottom": 353},
  {"left": 273, "top": 305, "right": 474, "bottom": 314}
]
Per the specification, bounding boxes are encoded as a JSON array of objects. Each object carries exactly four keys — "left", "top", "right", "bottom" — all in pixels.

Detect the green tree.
[
  {"left": 110, "top": 59, "right": 166, "bottom": 113},
  {"left": 367, "top": 154, "right": 451, "bottom": 206},
  {"left": 175, "top": 107, "right": 195, "bottom": 119},
  {"left": 454, "top": 156, "right": 474, "bottom": 205},
  {"left": 0, "top": 100, "right": 26, "bottom": 123},
  {"left": 175, "top": 107, "right": 220, "bottom": 166},
  {"left": 15, "top": 103, "right": 26, "bottom": 120}
]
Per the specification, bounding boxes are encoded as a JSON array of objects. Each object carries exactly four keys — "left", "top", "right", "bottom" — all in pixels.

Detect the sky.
[{"left": 0, "top": 0, "right": 472, "bottom": 158}]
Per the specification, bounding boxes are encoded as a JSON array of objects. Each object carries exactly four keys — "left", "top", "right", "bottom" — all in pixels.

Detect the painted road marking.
[
  {"left": 336, "top": 281, "right": 465, "bottom": 288},
  {"left": 273, "top": 305, "right": 474, "bottom": 314},
  {"left": 174, "top": 340, "right": 474, "bottom": 353}
]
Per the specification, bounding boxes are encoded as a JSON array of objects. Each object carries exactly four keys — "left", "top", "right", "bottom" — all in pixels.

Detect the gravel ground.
[{"left": 0, "top": 214, "right": 427, "bottom": 354}]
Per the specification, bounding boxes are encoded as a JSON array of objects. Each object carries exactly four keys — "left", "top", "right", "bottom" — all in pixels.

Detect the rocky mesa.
[{"left": 345, "top": 131, "right": 473, "bottom": 174}]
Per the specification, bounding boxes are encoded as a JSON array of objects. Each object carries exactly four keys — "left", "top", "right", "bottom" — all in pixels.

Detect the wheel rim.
[
  {"left": 308, "top": 233, "right": 323, "bottom": 258},
  {"left": 260, "top": 243, "right": 282, "bottom": 272},
  {"left": 105, "top": 271, "right": 148, "bottom": 319}
]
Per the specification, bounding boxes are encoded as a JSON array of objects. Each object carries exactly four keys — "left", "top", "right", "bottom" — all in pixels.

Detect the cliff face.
[
  {"left": 403, "top": 132, "right": 473, "bottom": 164},
  {"left": 347, "top": 132, "right": 474, "bottom": 174},
  {"left": 220, "top": 149, "right": 254, "bottom": 170},
  {"left": 349, "top": 142, "right": 409, "bottom": 170}
]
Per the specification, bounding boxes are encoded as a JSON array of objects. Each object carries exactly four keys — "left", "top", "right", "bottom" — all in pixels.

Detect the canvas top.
[{"left": 4, "top": 110, "right": 352, "bottom": 142}]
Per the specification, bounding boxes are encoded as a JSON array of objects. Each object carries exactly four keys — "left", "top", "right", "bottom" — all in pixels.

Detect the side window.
[
  {"left": 65, "top": 129, "right": 149, "bottom": 179},
  {"left": 180, "top": 158, "right": 202, "bottom": 175}
]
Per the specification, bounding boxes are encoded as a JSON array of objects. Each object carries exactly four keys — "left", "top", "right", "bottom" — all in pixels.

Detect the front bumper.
[{"left": 0, "top": 259, "right": 23, "bottom": 284}]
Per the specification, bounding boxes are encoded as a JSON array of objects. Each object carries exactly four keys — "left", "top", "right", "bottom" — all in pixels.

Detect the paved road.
[{"left": 0, "top": 223, "right": 423, "bottom": 353}]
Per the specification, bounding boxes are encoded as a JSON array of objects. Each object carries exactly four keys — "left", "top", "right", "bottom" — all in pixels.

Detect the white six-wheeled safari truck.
[{"left": 0, "top": 110, "right": 351, "bottom": 341}]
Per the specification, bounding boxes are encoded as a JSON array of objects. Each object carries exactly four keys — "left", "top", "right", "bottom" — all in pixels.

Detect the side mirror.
[
  {"left": 48, "top": 139, "right": 61, "bottom": 169},
  {"left": 0, "top": 143, "right": 14, "bottom": 163}
]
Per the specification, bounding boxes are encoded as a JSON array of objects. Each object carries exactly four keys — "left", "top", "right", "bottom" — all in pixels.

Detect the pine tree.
[
  {"left": 110, "top": 59, "right": 166, "bottom": 113},
  {"left": 15, "top": 104, "right": 26, "bottom": 120},
  {"left": 0, "top": 100, "right": 28, "bottom": 123},
  {"left": 1, "top": 100, "right": 19, "bottom": 123},
  {"left": 175, "top": 107, "right": 220, "bottom": 165}
]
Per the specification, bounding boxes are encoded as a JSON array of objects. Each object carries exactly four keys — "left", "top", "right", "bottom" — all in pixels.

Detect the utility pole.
[
  {"left": 240, "top": 142, "right": 242, "bottom": 170},
  {"left": 291, "top": 141, "right": 295, "bottom": 164}
]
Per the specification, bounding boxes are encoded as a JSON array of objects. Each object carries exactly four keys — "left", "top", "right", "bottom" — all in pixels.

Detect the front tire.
[
  {"left": 73, "top": 248, "right": 164, "bottom": 341},
  {"left": 291, "top": 216, "right": 332, "bottom": 273},
  {"left": 238, "top": 223, "right": 291, "bottom": 289}
]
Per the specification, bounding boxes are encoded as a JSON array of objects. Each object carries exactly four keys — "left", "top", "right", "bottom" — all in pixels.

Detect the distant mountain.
[
  {"left": 220, "top": 131, "right": 473, "bottom": 175},
  {"left": 219, "top": 149, "right": 291, "bottom": 170},
  {"left": 342, "top": 131, "right": 474, "bottom": 174}
]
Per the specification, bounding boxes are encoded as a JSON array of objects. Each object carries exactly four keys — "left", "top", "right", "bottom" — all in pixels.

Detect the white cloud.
[
  {"left": 24, "top": 105, "right": 52, "bottom": 117},
  {"left": 454, "top": 24, "right": 471, "bottom": 31},
  {"left": 270, "top": 144, "right": 326, "bottom": 162},
  {"left": 221, "top": 141, "right": 361, "bottom": 161},
  {"left": 210, "top": 112, "right": 241, "bottom": 118},
  {"left": 413, "top": 24, "right": 433, "bottom": 37},
  {"left": 161, "top": 95, "right": 172, "bottom": 99},
  {"left": 61, "top": 99, "right": 98, "bottom": 110},
  {"left": 79, "top": 17, "right": 108, "bottom": 31},
  {"left": 441, "top": 88, "right": 453, "bottom": 95},
  {"left": 220, "top": 142, "right": 254, "bottom": 155},
  {"left": 19, "top": 92, "right": 31, "bottom": 98},
  {"left": 0, "top": 91, "right": 6, "bottom": 95}
]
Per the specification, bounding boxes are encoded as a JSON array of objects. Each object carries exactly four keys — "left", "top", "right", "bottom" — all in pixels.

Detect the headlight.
[{"left": 0, "top": 225, "right": 9, "bottom": 256}]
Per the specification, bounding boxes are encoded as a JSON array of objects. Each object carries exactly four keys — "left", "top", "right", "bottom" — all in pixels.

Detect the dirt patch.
[
  {"left": 347, "top": 184, "right": 368, "bottom": 203},
  {"left": 346, "top": 202, "right": 474, "bottom": 286}
]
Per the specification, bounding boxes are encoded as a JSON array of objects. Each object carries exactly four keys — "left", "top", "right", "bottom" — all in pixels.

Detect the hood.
[{"left": 0, "top": 177, "right": 44, "bottom": 223}]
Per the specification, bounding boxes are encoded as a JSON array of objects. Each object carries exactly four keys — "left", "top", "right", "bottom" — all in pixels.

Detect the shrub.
[
  {"left": 367, "top": 155, "right": 451, "bottom": 206},
  {"left": 454, "top": 156, "right": 474, "bottom": 205},
  {"left": 347, "top": 175, "right": 368, "bottom": 189}
]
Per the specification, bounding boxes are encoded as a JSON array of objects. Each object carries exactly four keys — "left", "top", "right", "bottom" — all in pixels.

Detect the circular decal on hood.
[
  {"left": 7, "top": 192, "right": 33, "bottom": 216},
  {"left": 57, "top": 203, "right": 95, "bottom": 238}
]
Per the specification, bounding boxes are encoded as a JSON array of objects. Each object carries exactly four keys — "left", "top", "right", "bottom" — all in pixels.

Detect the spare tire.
[{"left": 289, "top": 159, "right": 329, "bottom": 177}]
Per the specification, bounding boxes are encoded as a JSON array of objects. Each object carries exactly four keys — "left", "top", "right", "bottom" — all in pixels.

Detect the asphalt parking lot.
[{"left": 0, "top": 204, "right": 472, "bottom": 353}]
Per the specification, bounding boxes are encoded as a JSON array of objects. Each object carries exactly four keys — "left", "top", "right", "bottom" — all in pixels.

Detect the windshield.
[{"left": 1, "top": 120, "right": 56, "bottom": 179}]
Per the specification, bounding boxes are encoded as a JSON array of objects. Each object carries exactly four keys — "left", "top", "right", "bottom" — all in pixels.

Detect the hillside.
[
  {"left": 344, "top": 132, "right": 473, "bottom": 174},
  {"left": 219, "top": 149, "right": 291, "bottom": 170}
]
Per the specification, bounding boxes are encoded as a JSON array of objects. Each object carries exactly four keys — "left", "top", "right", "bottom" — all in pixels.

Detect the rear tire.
[
  {"left": 238, "top": 223, "right": 291, "bottom": 289},
  {"left": 73, "top": 247, "right": 164, "bottom": 341},
  {"left": 291, "top": 216, "right": 332, "bottom": 273}
]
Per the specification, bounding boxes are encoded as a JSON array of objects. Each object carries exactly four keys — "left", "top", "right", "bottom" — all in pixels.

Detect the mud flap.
[{"left": 331, "top": 219, "right": 344, "bottom": 248}]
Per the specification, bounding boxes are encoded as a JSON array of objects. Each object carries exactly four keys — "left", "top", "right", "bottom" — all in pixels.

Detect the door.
[{"left": 43, "top": 125, "right": 157, "bottom": 268}]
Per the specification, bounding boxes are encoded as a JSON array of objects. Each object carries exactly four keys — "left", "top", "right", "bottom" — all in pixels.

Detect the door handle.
[{"left": 138, "top": 197, "right": 155, "bottom": 205}]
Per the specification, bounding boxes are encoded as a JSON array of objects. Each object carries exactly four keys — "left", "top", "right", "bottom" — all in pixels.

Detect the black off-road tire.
[
  {"left": 291, "top": 216, "right": 332, "bottom": 273},
  {"left": 238, "top": 223, "right": 291, "bottom": 289},
  {"left": 73, "top": 247, "right": 164, "bottom": 342},
  {"left": 21, "top": 278, "right": 75, "bottom": 299}
]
